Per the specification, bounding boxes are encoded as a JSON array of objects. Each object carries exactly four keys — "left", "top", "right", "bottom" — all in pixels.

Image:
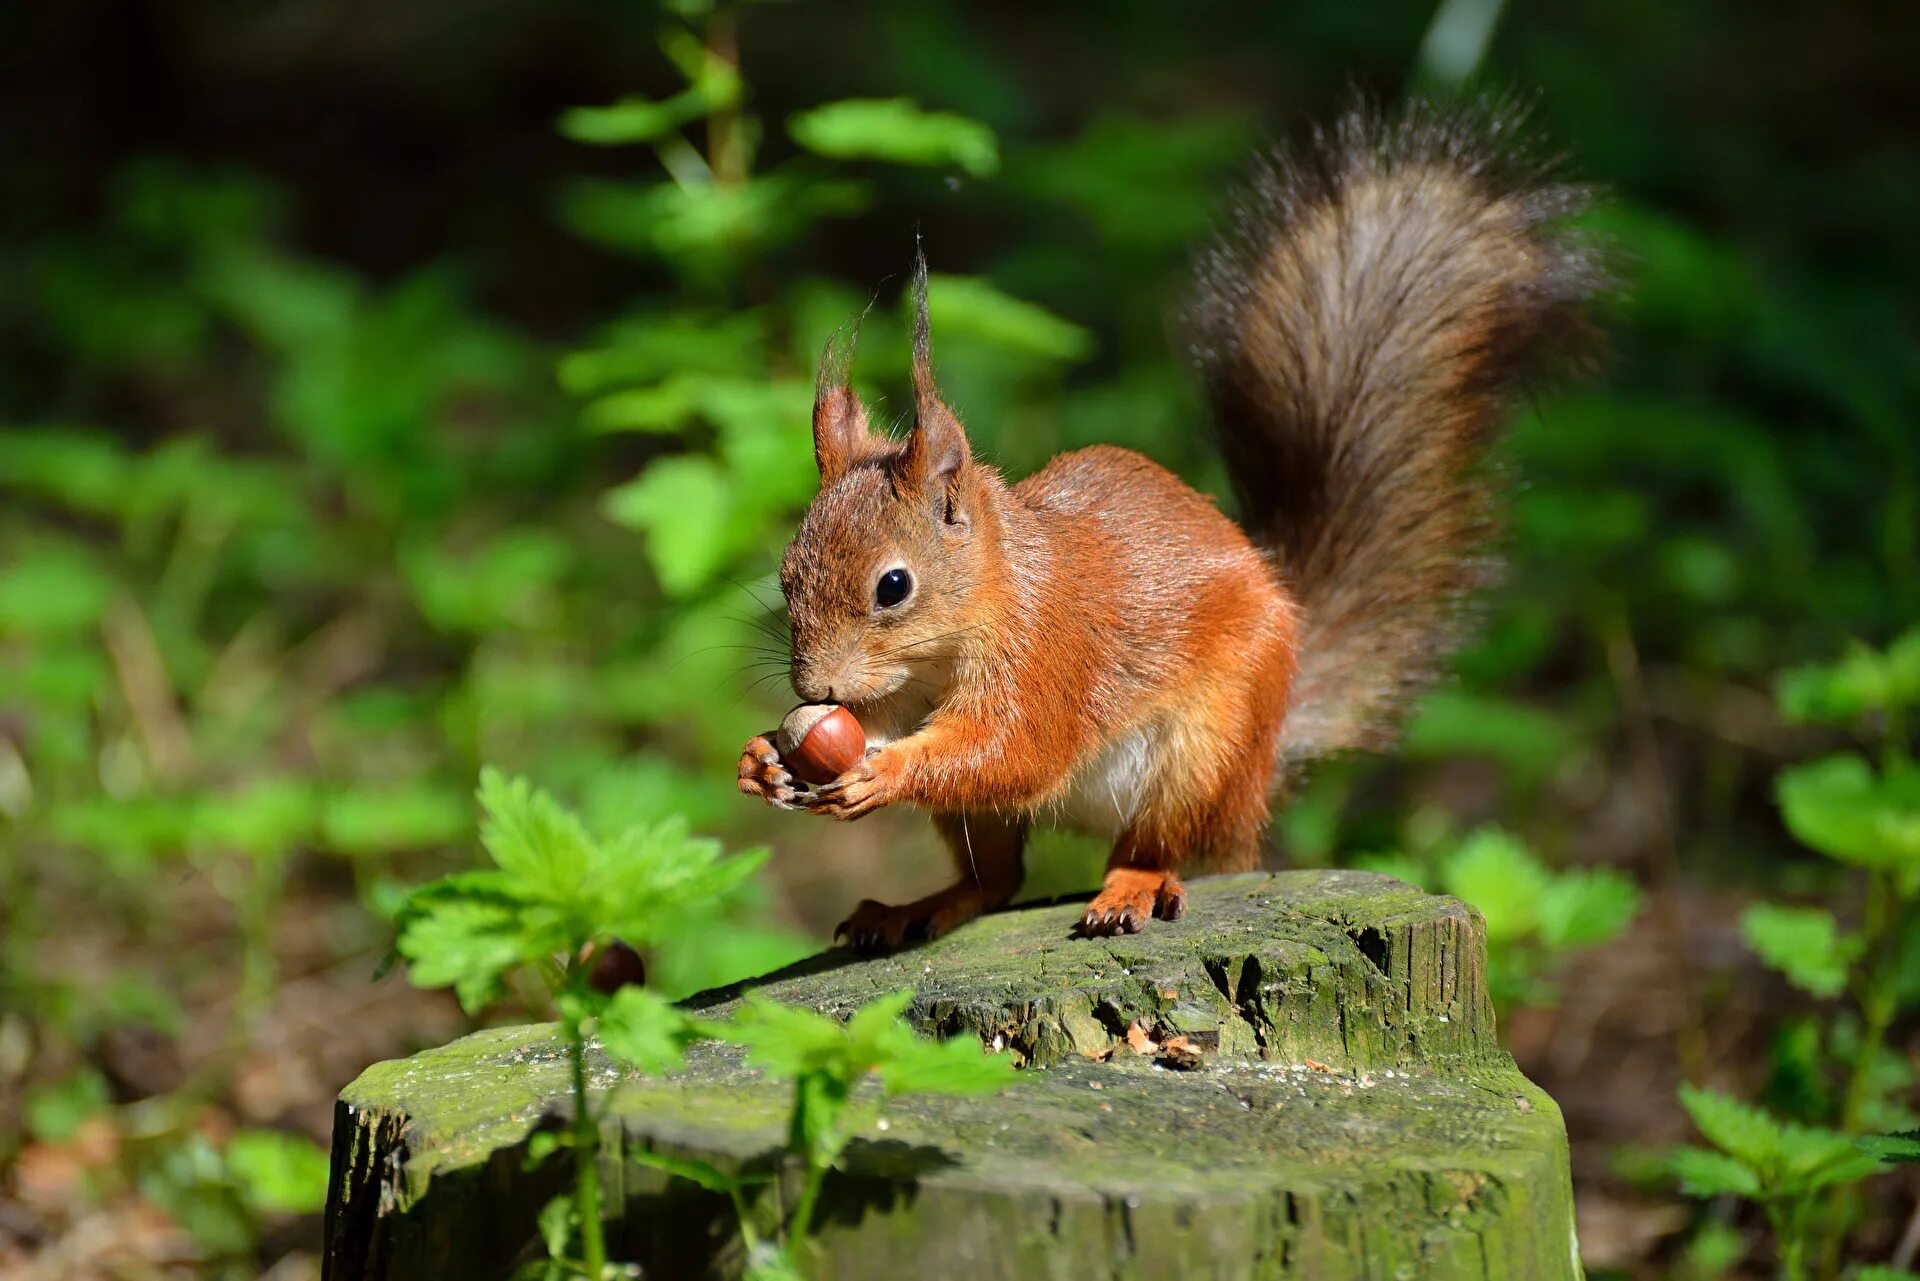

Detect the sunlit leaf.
[
  {"left": 226, "top": 1129, "right": 330, "bottom": 1215},
  {"left": 1667, "top": 1146, "right": 1762, "bottom": 1198},
  {"left": 923, "top": 274, "right": 1092, "bottom": 363},
  {"left": 1438, "top": 828, "right": 1549, "bottom": 944},
  {"left": 599, "top": 987, "right": 699, "bottom": 1076},
  {"left": 1678, "top": 1083, "right": 1783, "bottom": 1172},
  {"left": 1776, "top": 755, "right": 1920, "bottom": 888},
  {"left": 789, "top": 98, "right": 999, "bottom": 177},
  {"left": 1535, "top": 869, "right": 1640, "bottom": 952},
  {"left": 1739, "top": 903, "right": 1861, "bottom": 998},
  {"left": 601, "top": 455, "right": 737, "bottom": 596}
]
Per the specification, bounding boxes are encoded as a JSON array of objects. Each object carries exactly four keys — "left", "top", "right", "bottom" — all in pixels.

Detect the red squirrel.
[{"left": 737, "top": 103, "right": 1599, "bottom": 950}]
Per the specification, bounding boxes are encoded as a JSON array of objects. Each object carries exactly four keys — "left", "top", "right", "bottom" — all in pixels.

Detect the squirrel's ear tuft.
[
  {"left": 811, "top": 320, "right": 875, "bottom": 483},
  {"left": 898, "top": 242, "right": 972, "bottom": 524}
]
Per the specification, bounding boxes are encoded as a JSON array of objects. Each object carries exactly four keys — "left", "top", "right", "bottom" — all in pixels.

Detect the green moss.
[{"left": 327, "top": 871, "right": 1580, "bottom": 1281}]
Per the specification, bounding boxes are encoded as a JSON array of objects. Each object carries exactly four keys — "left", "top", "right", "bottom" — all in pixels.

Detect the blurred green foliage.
[{"left": 1, "top": 0, "right": 1916, "bottom": 1275}]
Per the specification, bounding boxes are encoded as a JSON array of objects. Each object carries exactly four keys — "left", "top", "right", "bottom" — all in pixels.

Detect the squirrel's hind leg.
[
  {"left": 1080, "top": 630, "right": 1290, "bottom": 938},
  {"left": 836, "top": 810, "right": 1026, "bottom": 953}
]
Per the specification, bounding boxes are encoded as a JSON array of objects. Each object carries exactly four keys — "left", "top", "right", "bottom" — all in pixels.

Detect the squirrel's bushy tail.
[{"left": 1187, "top": 100, "right": 1601, "bottom": 778}]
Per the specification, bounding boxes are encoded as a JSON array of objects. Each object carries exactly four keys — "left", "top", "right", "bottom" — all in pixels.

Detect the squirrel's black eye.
[{"left": 875, "top": 568, "right": 913, "bottom": 609}]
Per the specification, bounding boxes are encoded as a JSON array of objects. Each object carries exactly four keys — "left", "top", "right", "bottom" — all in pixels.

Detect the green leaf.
[
  {"left": 1667, "top": 1146, "right": 1762, "bottom": 1198},
  {"left": 192, "top": 777, "right": 319, "bottom": 859},
  {"left": 24, "top": 1068, "right": 111, "bottom": 1141},
  {"left": 1776, "top": 755, "right": 1920, "bottom": 887},
  {"left": 536, "top": 1193, "right": 573, "bottom": 1260},
  {"left": 1401, "top": 689, "right": 1578, "bottom": 782},
  {"left": 601, "top": 455, "right": 737, "bottom": 597},
  {"left": 395, "top": 883, "right": 541, "bottom": 1014},
  {"left": 789, "top": 98, "right": 999, "bottom": 177},
  {"left": 558, "top": 85, "right": 735, "bottom": 147},
  {"left": 598, "top": 987, "right": 699, "bottom": 1076},
  {"left": 226, "top": 1129, "right": 330, "bottom": 1215},
  {"left": 0, "top": 545, "right": 116, "bottom": 637},
  {"left": 563, "top": 175, "right": 867, "bottom": 277},
  {"left": 321, "top": 783, "right": 470, "bottom": 857},
  {"left": 1678, "top": 1084, "right": 1784, "bottom": 1171},
  {"left": 876, "top": 1034, "right": 1018, "bottom": 1097},
  {"left": 743, "top": 1241, "right": 808, "bottom": 1281},
  {"left": 1438, "top": 828, "right": 1550, "bottom": 944},
  {"left": 1860, "top": 1130, "right": 1920, "bottom": 1164},
  {"left": 1740, "top": 903, "right": 1862, "bottom": 998},
  {"left": 1535, "top": 868, "right": 1640, "bottom": 951},
  {"left": 1776, "top": 627, "right": 1920, "bottom": 724},
  {"left": 397, "top": 770, "right": 769, "bottom": 1013},
  {"left": 477, "top": 768, "right": 595, "bottom": 896},
  {"left": 1856, "top": 1268, "right": 1920, "bottom": 1281},
  {"left": 631, "top": 1148, "right": 754, "bottom": 1193},
  {"left": 1775, "top": 1122, "right": 1885, "bottom": 1192},
  {"left": 922, "top": 274, "right": 1092, "bottom": 363}
]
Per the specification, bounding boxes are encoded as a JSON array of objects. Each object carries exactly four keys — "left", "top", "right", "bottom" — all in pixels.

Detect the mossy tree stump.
[{"left": 324, "top": 870, "right": 1582, "bottom": 1280}]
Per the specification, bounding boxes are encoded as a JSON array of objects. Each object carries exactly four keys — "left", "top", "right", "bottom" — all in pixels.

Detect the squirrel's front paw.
[
  {"left": 736, "top": 733, "right": 801, "bottom": 811},
  {"left": 802, "top": 750, "right": 893, "bottom": 821}
]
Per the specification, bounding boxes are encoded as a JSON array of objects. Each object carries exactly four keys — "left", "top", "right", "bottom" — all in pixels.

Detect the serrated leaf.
[
  {"left": 1667, "top": 1146, "right": 1762, "bottom": 1198},
  {"left": 789, "top": 98, "right": 999, "bottom": 177},
  {"left": 1739, "top": 903, "right": 1861, "bottom": 998},
  {"left": 1679, "top": 1083, "right": 1784, "bottom": 1171},
  {"left": 1860, "top": 1130, "right": 1920, "bottom": 1164},
  {"left": 1776, "top": 1121, "right": 1884, "bottom": 1190},
  {"left": 477, "top": 768, "right": 595, "bottom": 895},
  {"left": 598, "top": 987, "right": 699, "bottom": 1076},
  {"left": 876, "top": 1034, "right": 1018, "bottom": 1097}
]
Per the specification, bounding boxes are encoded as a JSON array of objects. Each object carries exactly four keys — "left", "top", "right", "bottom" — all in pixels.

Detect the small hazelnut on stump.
[
  {"left": 777, "top": 703, "right": 866, "bottom": 786},
  {"left": 581, "top": 939, "right": 647, "bottom": 993}
]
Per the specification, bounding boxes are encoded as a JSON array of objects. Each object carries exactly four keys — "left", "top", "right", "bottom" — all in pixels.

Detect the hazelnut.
[{"left": 777, "top": 703, "right": 866, "bottom": 786}]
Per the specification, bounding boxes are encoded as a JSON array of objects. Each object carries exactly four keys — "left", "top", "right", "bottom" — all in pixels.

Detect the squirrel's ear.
[
  {"left": 811, "top": 321, "right": 875, "bottom": 484},
  {"left": 897, "top": 244, "right": 971, "bottom": 526}
]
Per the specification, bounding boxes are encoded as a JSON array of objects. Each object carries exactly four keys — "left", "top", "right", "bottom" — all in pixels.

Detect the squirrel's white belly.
[{"left": 1054, "top": 729, "right": 1152, "bottom": 836}]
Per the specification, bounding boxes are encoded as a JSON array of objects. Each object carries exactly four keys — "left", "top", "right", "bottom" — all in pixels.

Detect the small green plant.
[
  {"left": 1667, "top": 1085, "right": 1907, "bottom": 1281},
  {"left": 1362, "top": 825, "right": 1640, "bottom": 1009},
  {"left": 1674, "top": 628, "right": 1920, "bottom": 1280},
  {"left": 396, "top": 769, "right": 1015, "bottom": 1280},
  {"left": 395, "top": 768, "right": 765, "bottom": 1277}
]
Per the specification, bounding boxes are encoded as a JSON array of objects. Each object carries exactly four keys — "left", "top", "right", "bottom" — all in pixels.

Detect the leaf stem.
[
  {"left": 569, "top": 1007, "right": 608, "bottom": 1279},
  {"left": 787, "top": 1152, "right": 827, "bottom": 1265}
]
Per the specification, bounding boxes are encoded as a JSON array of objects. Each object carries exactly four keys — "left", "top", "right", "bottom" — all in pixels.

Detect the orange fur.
[{"left": 737, "top": 103, "right": 1598, "bottom": 948}]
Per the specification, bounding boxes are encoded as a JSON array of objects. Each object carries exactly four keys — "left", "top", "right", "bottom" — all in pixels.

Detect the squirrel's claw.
[
  {"left": 801, "top": 753, "right": 890, "bottom": 820},
  {"left": 737, "top": 733, "right": 802, "bottom": 810},
  {"left": 1077, "top": 869, "right": 1186, "bottom": 938}
]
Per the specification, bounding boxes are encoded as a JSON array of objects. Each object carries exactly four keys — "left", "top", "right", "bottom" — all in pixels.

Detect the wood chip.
[
  {"left": 1125, "top": 1022, "right": 1159, "bottom": 1056},
  {"left": 1303, "top": 1058, "right": 1332, "bottom": 1073},
  {"left": 1156, "top": 1035, "right": 1204, "bottom": 1071}
]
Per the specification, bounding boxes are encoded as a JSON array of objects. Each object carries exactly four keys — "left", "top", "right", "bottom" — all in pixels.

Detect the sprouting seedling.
[
  {"left": 394, "top": 767, "right": 767, "bottom": 1279},
  {"left": 603, "top": 988, "right": 1015, "bottom": 1277}
]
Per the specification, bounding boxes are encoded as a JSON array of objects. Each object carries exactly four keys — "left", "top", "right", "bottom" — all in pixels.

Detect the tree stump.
[{"left": 324, "top": 870, "right": 1582, "bottom": 1280}]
